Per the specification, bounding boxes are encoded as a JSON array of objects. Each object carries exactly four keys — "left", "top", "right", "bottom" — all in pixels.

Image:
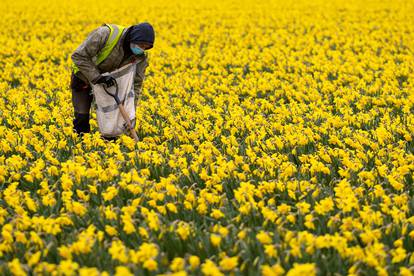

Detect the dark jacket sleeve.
[{"left": 71, "top": 26, "right": 110, "bottom": 84}]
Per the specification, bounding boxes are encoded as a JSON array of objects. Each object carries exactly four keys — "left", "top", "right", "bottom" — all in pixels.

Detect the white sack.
[{"left": 91, "top": 62, "right": 137, "bottom": 137}]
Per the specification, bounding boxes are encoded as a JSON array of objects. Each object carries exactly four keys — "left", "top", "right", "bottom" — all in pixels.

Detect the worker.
[{"left": 70, "top": 22, "right": 155, "bottom": 139}]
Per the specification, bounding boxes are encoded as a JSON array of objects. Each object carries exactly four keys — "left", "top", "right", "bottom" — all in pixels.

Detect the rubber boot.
[{"left": 73, "top": 112, "right": 90, "bottom": 136}]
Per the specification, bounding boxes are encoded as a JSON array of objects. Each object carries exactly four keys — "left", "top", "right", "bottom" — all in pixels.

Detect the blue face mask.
[{"left": 130, "top": 43, "right": 145, "bottom": 56}]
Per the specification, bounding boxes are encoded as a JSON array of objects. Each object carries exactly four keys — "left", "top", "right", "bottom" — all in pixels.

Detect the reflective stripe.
[
  {"left": 107, "top": 24, "right": 119, "bottom": 45},
  {"left": 96, "top": 23, "right": 125, "bottom": 65},
  {"left": 73, "top": 63, "right": 80, "bottom": 74},
  {"left": 96, "top": 90, "right": 135, "bottom": 113}
]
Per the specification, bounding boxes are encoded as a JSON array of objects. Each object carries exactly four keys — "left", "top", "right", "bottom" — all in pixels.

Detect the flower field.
[{"left": 1, "top": 0, "right": 414, "bottom": 274}]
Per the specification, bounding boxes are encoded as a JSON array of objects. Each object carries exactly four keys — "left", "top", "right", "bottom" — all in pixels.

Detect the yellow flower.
[
  {"left": 8, "top": 258, "right": 26, "bottom": 276},
  {"left": 391, "top": 247, "right": 407, "bottom": 263},
  {"left": 170, "top": 257, "right": 185, "bottom": 272},
  {"left": 176, "top": 221, "right": 191, "bottom": 240},
  {"left": 60, "top": 174, "right": 73, "bottom": 191},
  {"left": 79, "top": 267, "right": 100, "bottom": 276},
  {"left": 264, "top": 244, "right": 277, "bottom": 258},
  {"left": 167, "top": 202, "right": 178, "bottom": 213},
  {"left": 15, "top": 231, "right": 27, "bottom": 244},
  {"left": 139, "top": 227, "right": 149, "bottom": 239},
  {"left": 189, "top": 255, "right": 200, "bottom": 270},
  {"left": 72, "top": 201, "right": 87, "bottom": 216},
  {"left": 115, "top": 266, "right": 133, "bottom": 276},
  {"left": 211, "top": 208, "right": 225, "bottom": 219},
  {"left": 262, "top": 264, "right": 285, "bottom": 276},
  {"left": 122, "top": 215, "right": 136, "bottom": 234},
  {"left": 388, "top": 175, "right": 404, "bottom": 191},
  {"left": 400, "top": 267, "right": 414, "bottom": 276},
  {"left": 102, "top": 186, "right": 118, "bottom": 201},
  {"left": 237, "top": 230, "right": 247, "bottom": 239},
  {"left": 143, "top": 259, "right": 158, "bottom": 271},
  {"left": 286, "top": 263, "right": 316, "bottom": 276},
  {"left": 58, "top": 260, "right": 80, "bottom": 276},
  {"left": 219, "top": 256, "right": 238, "bottom": 271},
  {"left": 296, "top": 202, "right": 310, "bottom": 214},
  {"left": 201, "top": 260, "right": 224, "bottom": 276},
  {"left": 217, "top": 226, "right": 229, "bottom": 237},
  {"left": 277, "top": 203, "right": 291, "bottom": 215},
  {"left": 104, "top": 206, "right": 118, "bottom": 220},
  {"left": 315, "top": 197, "right": 334, "bottom": 215},
  {"left": 130, "top": 243, "right": 158, "bottom": 264},
  {"left": 58, "top": 245, "right": 72, "bottom": 259},
  {"left": 105, "top": 225, "right": 118, "bottom": 236},
  {"left": 409, "top": 230, "right": 414, "bottom": 239},
  {"left": 109, "top": 240, "right": 129, "bottom": 263},
  {"left": 210, "top": 234, "right": 221, "bottom": 247},
  {"left": 256, "top": 231, "right": 272, "bottom": 245},
  {"left": 27, "top": 251, "right": 41, "bottom": 267}
]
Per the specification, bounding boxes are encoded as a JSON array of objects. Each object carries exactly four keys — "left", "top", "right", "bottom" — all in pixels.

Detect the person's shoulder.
[
  {"left": 84, "top": 25, "right": 110, "bottom": 45},
  {"left": 95, "top": 25, "right": 111, "bottom": 36}
]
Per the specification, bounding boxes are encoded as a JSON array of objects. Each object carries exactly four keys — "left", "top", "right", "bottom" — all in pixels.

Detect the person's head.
[{"left": 129, "top": 22, "right": 155, "bottom": 56}]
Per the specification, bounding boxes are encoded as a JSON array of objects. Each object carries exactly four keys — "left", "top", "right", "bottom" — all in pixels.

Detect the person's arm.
[
  {"left": 134, "top": 56, "right": 149, "bottom": 102},
  {"left": 71, "top": 26, "right": 110, "bottom": 84}
]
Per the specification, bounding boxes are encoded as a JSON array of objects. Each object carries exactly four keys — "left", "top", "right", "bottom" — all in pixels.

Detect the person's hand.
[{"left": 96, "top": 75, "right": 116, "bottom": 87}]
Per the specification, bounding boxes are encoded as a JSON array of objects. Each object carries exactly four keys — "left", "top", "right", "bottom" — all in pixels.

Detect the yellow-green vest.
[{"left": 72, "top": 23, "right": 126, "bottom": 74}]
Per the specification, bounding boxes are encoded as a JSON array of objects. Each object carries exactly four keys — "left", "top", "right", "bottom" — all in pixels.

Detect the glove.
[{"left": 95, "top": 75, "right": 116, "bottom": 87}]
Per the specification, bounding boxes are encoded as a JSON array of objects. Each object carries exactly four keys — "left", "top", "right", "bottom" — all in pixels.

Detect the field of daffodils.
[{"left": 1, "top": 0, "right": 414, "bottom": 275}]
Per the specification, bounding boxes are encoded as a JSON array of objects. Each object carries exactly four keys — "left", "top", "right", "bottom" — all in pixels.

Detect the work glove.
[{"left": 95, "top": 75, "right": 116, "bottom": 87}]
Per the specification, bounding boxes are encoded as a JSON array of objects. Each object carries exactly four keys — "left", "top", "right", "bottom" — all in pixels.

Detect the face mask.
[{"left": 130, "top": 43, "right": 145, "bottom": 56}]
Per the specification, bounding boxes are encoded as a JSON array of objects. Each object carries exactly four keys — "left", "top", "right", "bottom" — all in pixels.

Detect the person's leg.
[{"left": 70, "top": 73, "right": 93, "bottom": 135}]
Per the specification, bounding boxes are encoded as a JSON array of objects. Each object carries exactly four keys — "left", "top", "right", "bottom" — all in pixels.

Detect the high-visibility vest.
[{"left": 72, "top": 23, "right": 126, "bottom": 74}]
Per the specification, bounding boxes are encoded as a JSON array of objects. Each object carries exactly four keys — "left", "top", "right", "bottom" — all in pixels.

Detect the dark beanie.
[{"left": 129, "top": 22, "right": 155, "bottom": 49}]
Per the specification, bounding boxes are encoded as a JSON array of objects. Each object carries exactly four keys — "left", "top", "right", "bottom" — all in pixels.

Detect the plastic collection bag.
[{"left": 91, "top": 63, "right": 136, "bottom": 137}]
